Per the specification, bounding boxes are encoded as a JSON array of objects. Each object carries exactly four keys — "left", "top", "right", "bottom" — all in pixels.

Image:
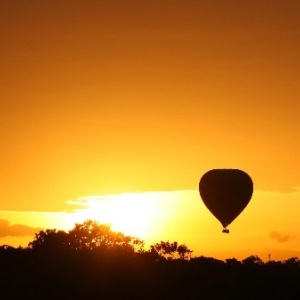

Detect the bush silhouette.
[{"left": 0, "top": 219, "right": 300, "bottom": 299}]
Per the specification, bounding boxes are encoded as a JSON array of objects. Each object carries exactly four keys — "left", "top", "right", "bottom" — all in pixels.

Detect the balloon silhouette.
[{"left": 199, "top": 169, "right": 253, "bottom": 233}]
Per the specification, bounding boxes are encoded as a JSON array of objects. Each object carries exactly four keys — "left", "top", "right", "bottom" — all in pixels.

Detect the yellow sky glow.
[{"left": 1, "top": 1, "right": 300, "bottom": 261}]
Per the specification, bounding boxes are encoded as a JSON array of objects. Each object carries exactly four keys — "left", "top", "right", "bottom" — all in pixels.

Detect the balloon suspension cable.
[{"left": 222, "top": 228, "right": 229, "bottom": 234}]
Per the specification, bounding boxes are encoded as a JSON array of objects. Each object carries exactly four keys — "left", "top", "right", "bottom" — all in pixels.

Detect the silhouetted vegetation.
[
  {"left": 150, "top": 240, "right": 192, "bottom": 260},
  {"left": 1, "top": 220, "right": 300, "bottom": 299}
]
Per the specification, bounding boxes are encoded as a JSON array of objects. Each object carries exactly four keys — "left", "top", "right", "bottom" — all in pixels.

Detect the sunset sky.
[{"left": 1, "top": 0, "right": 300, "bottom": 261}]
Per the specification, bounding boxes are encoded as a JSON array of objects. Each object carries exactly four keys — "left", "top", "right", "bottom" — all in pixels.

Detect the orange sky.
[{"left": 1, "top": 0, "right": 300, "bottom": 260}]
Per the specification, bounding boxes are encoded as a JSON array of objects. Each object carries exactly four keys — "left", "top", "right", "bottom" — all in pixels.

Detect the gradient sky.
[{"left": 1, "top": 0, "right": 300, "bottom": 260}]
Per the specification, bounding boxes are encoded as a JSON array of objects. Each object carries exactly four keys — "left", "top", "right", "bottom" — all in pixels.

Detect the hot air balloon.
[{"left": 199, "top": 169, "right": 253, "bottom": 233}]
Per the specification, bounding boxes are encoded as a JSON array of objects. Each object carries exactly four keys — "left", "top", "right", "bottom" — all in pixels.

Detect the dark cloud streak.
[
  {"left": 0, "top": 219, "right": 42, "bottom": 238},
  {"left": 269, "top": 231, "right": 295, "bottom": 243}
]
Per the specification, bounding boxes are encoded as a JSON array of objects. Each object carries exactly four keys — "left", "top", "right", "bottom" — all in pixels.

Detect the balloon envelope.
[{"left": 199, "top": 169, "right": 253, "bottom": 232}]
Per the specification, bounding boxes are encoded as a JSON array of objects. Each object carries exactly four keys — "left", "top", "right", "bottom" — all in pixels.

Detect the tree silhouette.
[
  {"left": 284, "top": 257, "right": 300, "bottom": 267},
  {"left": 177, "top": 244, "right": 193, "bottom": 259},
  {"left": 68, "top": 220, "right": 144, "bottom": 252},
  {"left": 150, "top": 241, "right": 192, "bottom": 260},
  {"left": 0, "top": 220, "right": 300, "bottom": 299},
  {"left": 225, "top": 257, "right": 241, "bottom": 266},
  {"left": 242, "top": 255, "right": 263, "bottom": 266},
  {"left": 28, "top": 219, "right": 144, "bottom": 253},
  {"left": 28, "top": 229, "right": 69, "bottom": 251}
]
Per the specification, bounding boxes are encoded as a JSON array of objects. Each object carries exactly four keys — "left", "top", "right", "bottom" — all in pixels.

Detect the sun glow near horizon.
[
  {"left": 64, "top": 190, "right": 210, "bottom": 251},
  {"left": 65, "top": 188, "right": 300, "bottom": 262},
  {"left": 68, "top": 193, "right": 165, "bottom": 239}
]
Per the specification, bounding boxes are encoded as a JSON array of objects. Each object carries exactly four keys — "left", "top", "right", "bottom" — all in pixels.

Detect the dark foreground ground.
[{"left": 1, "top": 248, "right": 300, "bottom": 300}]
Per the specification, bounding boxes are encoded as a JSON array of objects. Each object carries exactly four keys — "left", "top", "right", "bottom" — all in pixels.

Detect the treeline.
[{"left": 0, "top": 220, "right": 300, "bottom": 299}]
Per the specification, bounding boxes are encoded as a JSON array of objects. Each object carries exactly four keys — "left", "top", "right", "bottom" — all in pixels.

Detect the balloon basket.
[{"left": 222, "top": 228, "right": 229, "bottom": 234}]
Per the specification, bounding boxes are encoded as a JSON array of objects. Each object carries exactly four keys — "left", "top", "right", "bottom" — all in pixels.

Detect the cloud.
[
  {"left": 0, "top": 219, "right": 42, "bottom": 238},
  {"left": 269, "top": 231, "right": 295, "bottom": 243}
]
